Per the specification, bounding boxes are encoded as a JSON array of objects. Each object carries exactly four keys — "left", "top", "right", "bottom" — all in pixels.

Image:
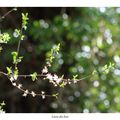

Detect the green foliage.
[
  {"left": 22, "top": 13, "right": 29, "bottom": 30},
  {"left": 30, "top": 72, "right": 38, "bottom": 81},
  {"left": 11, "top": 51, "right": 18, "bottom": 64},
  {"left": 0, "top": 33, "right": 10, "bottom": 43},
  {"left": 72, "top": 74, "right": 78, "bottom": 80},
  {"left": 46, "top": 43, "right": 60, "bottom": 65},
  {"left": 6, "top": 67, "right": 12, "bottom": 75},
  {"left": 20, "top": 35, "right": 25, "bottom": 40},
  {"left": 14, "top": 67, "right": 18, "bottom": 76},
  {"left": 59, "top": 82, "right": 66, "bottom": 88},
  {"left": 11, "top": 51, "right": 23, "bottom": 65},
  {"left": 102, "top": 62, "right": 115, "bottom": 74},
  {"left": 52, "top": 93, "right": 59, "bottom": 99}
]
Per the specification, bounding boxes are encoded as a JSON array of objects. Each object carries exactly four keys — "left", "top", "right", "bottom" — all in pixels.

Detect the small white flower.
[
  {"left": 42, "top": 95, "right": 45, "bottom": 99},
  {"left": 41, "top": 91, "right": 45, "bottom": 99},
  {"left": 25, "top": 90, "right": 29, "bottom": 94},
  {"left": 12, "top": 82, "right": 16, "bottom": 86},
  {"left": 54, "top": 84, "right": 58, "bottom": 87},
  {"left": 18, "top": 84, "right": 22, "bottom": 89},
  {"left": 74, "top": 81, "right": 77, "bottom": 83},
  {"left": 10, "top": 76, "right": 14, "bottom": 82},
  {"left": 42, "top": 66, "right": 48, "bottom": 73},
  {"left": 10, "top": 74, "right": 18, "bottom": 82},
  {"left": 23, "top": 90, "right": 29, "bottom": 97},
  {"left": 46, "top": 74, "right": 53, "bottom": 80},
  {"left": 46, "top": 61, "right": 51, "bottom": 67},
  {"left": 41, "top": 91, "right": 45, "bottom": 94},
  {"left": 68, "top": 82, "right": 71, "bottom": 84},
  {"left": 22, "top": 93, "right": 27, "bottom": 97},
  {"left": 31, "top": 91, "right": 36, "bottom": 97},
  {"left": 53, "top": 74, "right": 58, "bottom": 80},
  {"left": 56, "top": 78, "right": 62, "bottom": 84}
]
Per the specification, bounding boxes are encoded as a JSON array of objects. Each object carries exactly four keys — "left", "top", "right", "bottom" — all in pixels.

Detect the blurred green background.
[{"left": 0, "top": 7, "right": 120, "bottom": 113}]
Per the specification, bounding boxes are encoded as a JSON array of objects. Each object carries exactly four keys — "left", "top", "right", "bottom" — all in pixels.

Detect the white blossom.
[
  {"left": 68, "top": 82, "right": 71, "bottom": 84},
  {"left": 22, "top": 93, "right": 27, "bottom": 97},
  {"left": 25, "top": 90, "right": 29, "bottom": 94},
  {"left": 31, "top": 91, "right": 36, "bottom": 97},
  {"left": 73, "top": 80, "right": 77, "bottom": 83},
  {"left": 23, "top": 90, "right": 29, "bottom": 97},
  {"left": 56, "top": 78, "right": 62, "bottom": 84},
  {"left": 10, "top": 74, "right": 18, "bottom": 82},
  {"left": 41, "top": 91, "right": 45, "bottom": 99},
  {"left": 54, "top": 84, "right": 58, "bottom": 87},
  {"left": 46, "top": 73, "right": 53, "bottom": 80},
  {"left": 10, "top": 77, "right": 14, "bottom": 82},
  {"left": 17, "top": 84, "right": 22, "bottom": 89},
  {"left": 46, "top": 61, "right": 51, "bottom": 67},
  {"left": 53, "top": 74, "right": 58, "bottom": 80},
  {"left": 41, "top": 91, "right": 45, "bottom": 94},
  {"left": 42, "top": 66, "right": 48, "bottom": 73},
  {"left": 42, "top": 95, "right": 45, "bottom": 99},
  {"left": 12, "top": 82, "right": 16, "bottom": 86}
]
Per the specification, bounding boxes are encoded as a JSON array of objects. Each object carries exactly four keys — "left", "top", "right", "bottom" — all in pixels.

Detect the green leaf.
[
  {"left": 72, "top": 74, "right": 78, "bottom": 80},
  {"left": 6, "top": 67, "right": 12, "bottom": 75},
  {"left": 102, "top": 62, "right": 115, "bottom": 74},
  {"left": 14, "top": 67, "right": 18, "bottom": 76},
  {"left": 59, "top": 82, "right": 66, "bottom": 88},
  {"left": 17, "top": 56, "right": 23, "bottom": 63},
  {"left": 30, "top": 72, "right": 38, "bottom": 81},
  {"left": 46, "top": 43, "right": 61, "bottom": 64},
  {"left": 11, "top": 51, "right": 23, "bottom": 65},
  {"left": 22, "top": 13, "right": 29, "bottom": 30},
  {"left": 52, "top": 93, "right": 59, "bottom": 99},
  {"left": 20, "top": 35, "right": 25, "bottom": 40},
  {"left": 11, "top": 51, "right": 18, "bottom": 64}
]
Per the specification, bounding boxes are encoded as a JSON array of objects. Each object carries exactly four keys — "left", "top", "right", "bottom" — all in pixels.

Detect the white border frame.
[{"left": 0, "top": 0, "right": 120, "bottom": 7}]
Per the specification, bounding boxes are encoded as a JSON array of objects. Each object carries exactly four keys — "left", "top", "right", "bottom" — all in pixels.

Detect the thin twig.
[
  {"left": 0, "top": 8, "right": 17, "bottom": 22},
  {"left": 15, "top": 27, "right": 23, "bottom": 69},
  {"left": 0, "top": 70, "right": 92, "bottom": 82}
]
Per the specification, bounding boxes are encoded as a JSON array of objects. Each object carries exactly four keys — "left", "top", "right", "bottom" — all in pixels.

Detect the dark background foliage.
[{"left": 0, "top": 7, "right": 120, "bottom": 113}]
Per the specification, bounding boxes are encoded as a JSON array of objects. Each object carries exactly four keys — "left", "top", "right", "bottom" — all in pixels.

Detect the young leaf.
[
  {"left": 72, "top": 74, "right": 78, "bottom": 80},
  {"left": 22, "top": 13, "right": 29, "bottom": 30},
  {"left": 46, "top": 43, "right": 61, "bottom": 65},
  {"left": 11, "top": 51, "right": 18, "bottom": 64},
  {"left": 20, "top": 35, "right": 25, "bottom": 40},
  {"left": 52, "top": 93, "right": 59, "bottom": 99},
  {"left": 30, "top": 72, "right": 38, "bottom": 81},
  {"left": 59, "top": 81, "right": 66, "bottom": 88},
  {"left": 6, "top": 67, "right": 12, "bottom": 75}
]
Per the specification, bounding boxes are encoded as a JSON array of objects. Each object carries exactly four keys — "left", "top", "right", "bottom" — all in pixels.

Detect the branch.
[{"left": 0, "top": 8, "right": 17, "bottom": 22}]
